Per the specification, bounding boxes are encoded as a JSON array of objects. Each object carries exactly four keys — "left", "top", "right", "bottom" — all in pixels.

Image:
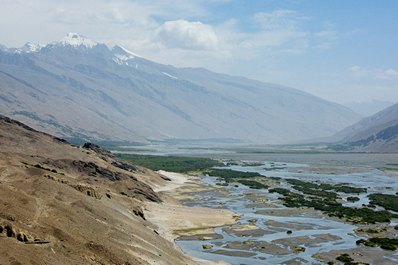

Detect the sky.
[{"left": 0, "top": 0, "right": 397, "bottom": 104}]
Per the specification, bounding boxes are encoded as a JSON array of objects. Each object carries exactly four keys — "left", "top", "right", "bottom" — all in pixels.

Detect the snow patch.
[
  {"left": 59, "top": 33, "right": 98, "bottom": 48},
  {"left": 113, "top": 45, "right": 139, "bottom": 57},
  {"left": 113, "top": 53, "right": 135, "bottom": 65},
  {"left": 112, "top": 45, "right": 140, "bottom": 66},
  {"left": 162, "top": 72, "right": 178, "bottom": 79},
  {"left": 21, "top": 42, "right": 43, "bottom": 53},
  {"left": 4, "top": 42, "right": 43, "bottom": 54}
]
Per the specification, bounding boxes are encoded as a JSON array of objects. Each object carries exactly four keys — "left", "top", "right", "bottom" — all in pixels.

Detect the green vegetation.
[
  {"left": 293, "top": 246, "right": 305, "bottom": 253},
  {"left": 335, "top": 253, "right": 369, "bottom": 265},
  {"left": 269, "top": 176, "right": 282, "bottom": 180},
  {"left": 225, "top": 161, "right": 240, "bottom": 166},
  {"left": 286, "top": 179, "right": 367, "bottom": 195},
  {"left": 336, "top": 254, "right": 352, "bottom": 263},
  {"left": 368, "top": 193, "right": 398, "bottom": 212},
  {"left": 268, "top": 188, "right": 295, "bottom": 197},
  {"left": 202, "top": 244, "right": 213, "bottom": 249},
  {"left": 347, "top": 196, "right": 360, "bottom": 202},
  {"left": 357, "top": 227, "right": 387, "bottom": 234},
  {"left": 286, "top": 179, "right": 338, "bottom": 199},
  {"left": 267, "top": 179, "right": 393, "bottom": 223},
  {"left": 234, "top": 180, "right": 268, "bottom": 189},
  {"left": 116, "top": 154, "right": 222, "bottom": 173},
  {"left": 206, "top": 169, "right": 268, "bottom": 189},
  {"left": 268, "top": 188, "right": 397, "bottom": 223},
  {"left": 356, "top": 237, "right": 398, "bottom": 251},
  {"left": 206, "top": 169, "right": 263, "bottom": 178}
]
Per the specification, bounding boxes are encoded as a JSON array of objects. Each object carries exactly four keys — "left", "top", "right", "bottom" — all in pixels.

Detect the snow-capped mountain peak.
[
  {"left": 21, "top": 42, "right": 43, "bottom": 53},
  {"left": 59, "top": 33, "right": 98, "bottom": 48}
]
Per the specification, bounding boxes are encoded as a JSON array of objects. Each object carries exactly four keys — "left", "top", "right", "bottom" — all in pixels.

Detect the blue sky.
[{"left": 0, "top": 0, "right": 397, "bottom": 104}]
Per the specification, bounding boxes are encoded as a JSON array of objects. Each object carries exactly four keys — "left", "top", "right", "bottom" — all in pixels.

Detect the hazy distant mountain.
[
  {"left": 343, "top": 100, "right": 394, "bottom": 117},
  {"left": 0, "top": 33, "right": 360, "bottom": 144},
  {"left": 332, "top": 103, "right": 398, "bottom": 152}
]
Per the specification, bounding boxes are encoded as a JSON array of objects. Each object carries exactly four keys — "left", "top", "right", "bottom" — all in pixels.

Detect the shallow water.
[{"left": 176, "top": 157, "right": 398, "bottom": 265}]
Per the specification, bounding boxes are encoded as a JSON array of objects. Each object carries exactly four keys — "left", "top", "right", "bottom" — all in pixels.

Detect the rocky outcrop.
[
  {"left": 0, "top": 115, "right": 68, "bottom": 144},
  {"left": 0, "top": 223, "right": 48, "bottom": 244},
  {"left": 40, "top": 158, "right": 161, "bottom": 202},
  {"left": 72, "top": 160, "right": 127, "bottom": 181},
  {"left": 42, "top": 158, "right": 132, "bottom": 181},
  {"left": 121, "top": 186, "right": 161, "bottom": 203},
  {"left": 111, "top": 161, "right": 138, "bottom": 173},
  {"left": 44, "top": 174, "right": 102, "bottom": 199},
  {"left": 83, "top": 142, "right": 114, "bottom": 158},
  {"left": 69, "top": 184, "right": 102, "bottom": 199}
]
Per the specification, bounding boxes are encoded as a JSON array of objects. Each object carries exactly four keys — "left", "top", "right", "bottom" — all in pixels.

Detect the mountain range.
[
  {"left": 332, "top": 102, "right": 398, "bottom": 152},
  {"left": 0, "top": 33, "right": 360, "bottom": 144}
]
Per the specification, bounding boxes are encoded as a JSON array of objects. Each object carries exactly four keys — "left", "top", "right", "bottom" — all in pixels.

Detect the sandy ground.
[
  {"left": 145, "top": 170, "right": 238, "bottom": 265},
  {"left": 153, "top": 170, "right": 196, "bottom": 192},
  {"left": 383, "top": 169, "right": 398, "bottom": 179}
]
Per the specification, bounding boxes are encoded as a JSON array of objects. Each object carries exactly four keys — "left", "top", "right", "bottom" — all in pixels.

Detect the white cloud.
[
  {"left": 348, "top": 65, "right": 366, "bottom": 76},
  {"left": 156, "top": 20, "right": 219, "bottom": 50},
  {"left": 313, "top": 30, "right": 337, "bottom": 50},
  {"left": 251, "top": 9, "right": 309, "bottom": 51},
  {"left": 236, "top": 9, "right": 335, "bottom": 55},
  {"left": 376, "top": 69, "right": 398, "bottom": 80},
  {"left": 254, "top": 9, "right": 302, "bottom": 31},
  {"left": 0, "top": 0, "right": 213, "bottom": 46},
  {"left": 349, "top": 66, "right": 398, "bottom": 80}
]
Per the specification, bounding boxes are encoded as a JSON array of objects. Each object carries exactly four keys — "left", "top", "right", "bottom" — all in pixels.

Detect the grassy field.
[{"left": 116, "top": 154, "right": 223, "bottom": 173}]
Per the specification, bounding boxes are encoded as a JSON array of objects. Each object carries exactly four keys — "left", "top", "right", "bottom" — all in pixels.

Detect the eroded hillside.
[{"left": 0, "top": 115, "right": 202, "bottom": 265}]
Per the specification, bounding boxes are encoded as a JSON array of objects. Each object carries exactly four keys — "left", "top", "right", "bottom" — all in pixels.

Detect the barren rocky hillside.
[
  {"left": 332, "top": 103, "right": 398, "bottom": 152},
  {"left": 0, "top": 115, "right": 203, "bottom": 265}
]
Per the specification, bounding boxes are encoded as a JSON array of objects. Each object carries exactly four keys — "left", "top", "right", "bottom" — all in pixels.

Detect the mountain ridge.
[
  {"left": 331, "top": 103, "right": 398, "bottom": 152},
  {"left": 0, "top": 33, "right": 360, "bottom": 144}
]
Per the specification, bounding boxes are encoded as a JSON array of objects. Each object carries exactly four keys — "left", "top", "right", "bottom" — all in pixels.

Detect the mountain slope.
[
  {"left": 332, "top": 103, "right": 398, "bottom": 152},
  {"left": 0, "top": 33, "right": 360, "bottom": 144},
  {"left": 0, "top": 115, "right": 235, "bottom": 264}
]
